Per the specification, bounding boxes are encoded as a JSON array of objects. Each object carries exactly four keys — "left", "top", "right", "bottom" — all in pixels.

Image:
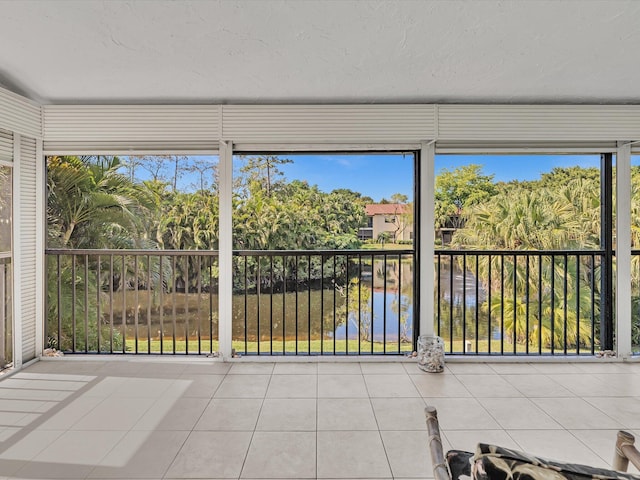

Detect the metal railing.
[
  {"left": 46, "top": 249, "right": 219, "bottom": 355},
  {"left": 435, "top": 249, "right": 604, "bottom": 355},
  {"left": 46, "top": 247, "right": 612, "bottom": 356},
  {"left": 45, "top": 248, "right": 414, "bottom": 356},
  {"left": 233, "top": 249, "right": 415, "bottom": 355}
]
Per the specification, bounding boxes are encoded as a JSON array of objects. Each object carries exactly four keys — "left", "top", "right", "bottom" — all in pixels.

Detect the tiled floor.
[{"left": 0, "top": 359, "right": 638, "bottom": 479}]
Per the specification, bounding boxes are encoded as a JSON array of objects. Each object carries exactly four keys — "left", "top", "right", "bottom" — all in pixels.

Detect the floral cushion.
[
  {"left": 446, "top": 449, "right": 475, "bottom": 480},
  {"left": 445, "top": 444, "right": 640, "bottom": 480}
]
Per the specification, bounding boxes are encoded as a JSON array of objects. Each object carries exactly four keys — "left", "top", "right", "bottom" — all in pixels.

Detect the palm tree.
[
  {"left": 451, "top": 178, "right": 602, "bottom": 350},
  {"left": 47, "top": 155, "right": 150, "bottom": 248},
  {"left": 46, "top": 156, "right": 155, "bottom": 351}
]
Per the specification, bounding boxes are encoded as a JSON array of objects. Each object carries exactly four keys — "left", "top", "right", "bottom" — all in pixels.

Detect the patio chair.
[{"left": 425, "top": 406, "right": 640, "bottom": 480}]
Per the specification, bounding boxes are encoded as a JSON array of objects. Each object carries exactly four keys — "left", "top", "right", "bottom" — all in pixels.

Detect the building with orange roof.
[{"left": 358, "top": 203, "right": 413, "bottom": 243}]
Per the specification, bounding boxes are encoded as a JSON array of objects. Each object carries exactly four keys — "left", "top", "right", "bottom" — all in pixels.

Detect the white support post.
[
  {"left": 35, "top": 139, "right": 44, "bottom": 357},
  {"left": 616, "top": 141, "right": 632, "bottom": 358},
  {"left": 12, "top": 134, "right": 22, "bottom": 369},
  {"left": 420, "top": 141, "right": 436, "bottom": 337},
  {"left": 218, "top": 140, "right": 233, "bottom": 359}
]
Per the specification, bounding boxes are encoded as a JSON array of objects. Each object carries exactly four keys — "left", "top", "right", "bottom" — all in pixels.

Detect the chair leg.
[
  {"left": 425, "top": 406, "right": 451, "bottom": 480},
  {"left": 614, "top": 431, "right": 640, "bottom": 472}
]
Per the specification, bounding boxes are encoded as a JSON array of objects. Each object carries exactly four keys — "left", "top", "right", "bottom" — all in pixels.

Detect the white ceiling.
[{"left": 1, "top": 0, "right": 640, "bottom": 105}]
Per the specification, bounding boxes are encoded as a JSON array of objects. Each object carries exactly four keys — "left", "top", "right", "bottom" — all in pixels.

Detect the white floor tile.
[
  {"left": 410, "top": 373, "right": 472, "bottom": 398},
  {"left": 89, "top": 430, "right": 189, "bottom": 477},
  {"left": 5, "top": 359, "right": 640, "bottom": 480},
  {"left": 530, "top": 363, "right": 584, "bottom": 374},
  {"left": 568, "top": 429, "right": 623, "bottom": 469},
  {"left": 423, "top": 397, "right": 500, "bottom": 430},
  {"left": 446, "top": 363, "right": 495, "bottom": 374},
  {"left": 166, "top": 431, "right": 252, "bottom": 478},
  {"left": 228, "top": 363, "right": 275, "bottom": 375},
  {"left": 70, "top": 397, "right": 156, "bottom": 431},
  {"left": 177, "top": 373, "right": 225, "bottom": 397},
  {"left": 488, "top": 363, "right": 535, "bottom": 374},
  {"left": 533, "top": 397, "right": 624, "bottom": 430},
  {"left": 381, "top": 430, "right": 435, "bottom": 478},
  {"left": 0, "top": 429, "right": 65, "bottom": 461},
  {"left": 242, "top": 431, "right": 316, "bottom": 478},
  {"left": 195, "top": 398, "right": 263, "bottom": 431},
  {"left": 0, "top": 387, "right": 72, "bottom": 401},
  {"left": 266, "top": 374, "right": 317, "bottom": 398},
  {"left": 456, "top": 374, "right": 523, "bottom": 397},
  {"left": 33, "top": 430, "right": 127, "bottom": 465},
  {"left": 318, "top": 374, "right": 368, "bottom": 398},
  {"left": 214, "top": 374, "right": 271, "bottom": 398},
  {"left": 443, "top": 429, "right": 518, "bottom": 452},
  {"left": 585, "top": 397, "right": 640, "bottom": 429},
  {"left": 364, "top": 374, "right": 420, "bottom": 397},
  {"left": 273, "top": 363, "right": 318, "bottom": 374},
  {"left": 256, "top": 398, "right": 316, "bottom": 431},
  {"left": 508, "top": 429, "right": 607, "bottom": 467},
  {"left": 502, "top": 374, "right": 575, "bottom": 397},
  {"left": 317, "top": 398, "right": 377, "bottom": 431},
  {"left": 371, "top": 397, "right": 427, "bottom": 430},
  {"left": 317, "top": 431, "right": 391, "bottom": 478},
  {"left": 317, "top": 363, "right": 362, "bottom": 374},
  {"left": 133, "top": 396, "right": 209, "bottom": 431},
  {"left": 360, "top": 363, "right": 407, "bottom": 374},
  {"left": 37, "top": 395, "right": 105, "bottom": 430},
  {"left": 478, "top": 397, "right": 562, "bottom": 429}
]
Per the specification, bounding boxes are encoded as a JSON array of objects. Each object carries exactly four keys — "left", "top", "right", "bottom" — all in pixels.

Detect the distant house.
[{"left": 358, "top": 204, "right": 413, "bottom": 243}]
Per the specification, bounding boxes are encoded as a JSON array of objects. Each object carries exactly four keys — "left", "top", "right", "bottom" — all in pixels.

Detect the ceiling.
[{"left": 1, "top": 0, "right": 640, "bottom": 105}]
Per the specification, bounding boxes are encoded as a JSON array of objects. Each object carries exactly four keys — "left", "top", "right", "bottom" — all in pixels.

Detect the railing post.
[
  {"left": 616, "top": 142, "right": 632, "bottom": 358},
  {"left": 218, "top": 141, "right": 234, "bottom": 359},
  {"left": 601, "top": 152, "right": 614, "bottom": 351}
]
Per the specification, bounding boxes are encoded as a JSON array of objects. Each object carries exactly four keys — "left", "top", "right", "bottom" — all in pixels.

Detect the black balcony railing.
[
  {"left": 45, "top": 247, "right": 613, "bottom": 356},
  {"left": 46, "top": 249, "right": 219, "bottom": 355},
  {"left": 435, "top": 249, "right": 603, "bottom": 355},
  {"left": 233, "top": 249, "right": 414, "bottom": 355},
  {"left": 45, "top": 248, "right": 415, "bottom": 356}
]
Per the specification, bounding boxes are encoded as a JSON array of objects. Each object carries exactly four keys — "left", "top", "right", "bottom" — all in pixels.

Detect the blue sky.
[
  {"left": 435, "top": 154, "right": 601, "bottom": 183},
  {"left": 272, "top": 154, "right": 415, "bottom": 202},
  {"left": 122, "top": 153, "right": 604, "bottom": 201},
  {"left": 250, "top": 153, "right": 602, "bottom": 203}
]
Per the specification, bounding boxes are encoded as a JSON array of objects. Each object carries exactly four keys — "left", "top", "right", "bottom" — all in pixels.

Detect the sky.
[
  {"left": 250, "top": 153, "right": 603, "bottom": 203},
  {"left": 271, "top": 154, "right": 415, "bottom": 202},
  {"left": 122, "top": 153, "right": 606, "bottom": 201}
]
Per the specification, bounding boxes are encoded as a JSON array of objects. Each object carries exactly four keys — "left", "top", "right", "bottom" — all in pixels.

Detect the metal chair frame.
[{"left": 425, "top": 406, "right": 640, "bottom": 480}]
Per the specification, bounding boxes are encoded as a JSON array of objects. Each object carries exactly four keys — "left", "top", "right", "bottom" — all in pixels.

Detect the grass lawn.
[
  {"left": 120, "top": 337, "right": 579, "bottom": 356},
  {"left": 361, "top": 243, "right": 413, "bottom": 251},
  {"left": 126, "top": 338, "right": 413, "bottom": 355}
]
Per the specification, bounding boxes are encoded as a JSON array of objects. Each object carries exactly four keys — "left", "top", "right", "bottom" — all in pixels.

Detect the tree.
[
  {"left": 451, "top": 175, "right": 602, "bottom": 350},
  {"left": 47, "top": 155, "right": 150, "bottom": 248},
  {"left": 538, "top": 166, "right": 600, "bottom": 189},
  {"left": 239, "top": 155, "right": 292, "bottom": 197},
  {"left": 386, "top": 202, "right": 411, "bottom": 243},
  {"left": 435, "top": 164, "right": 496, "bottom": 229},
  {"left": 185, "top": 157, "right": 218, "bottom": 192},
  {"left": 390, "top": 193, "right": 408, "bottom": 204},
  {"left": 377, "top": 232, "right": 391, "bottom": 246}
]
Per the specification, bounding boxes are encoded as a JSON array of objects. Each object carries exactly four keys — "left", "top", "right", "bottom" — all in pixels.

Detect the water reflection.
[
  {"left": 438, "top": 262, "right": 486, "bottom": 307},
  {"left": 333, "top": 291, "right": 412, "bottom": 342}
]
